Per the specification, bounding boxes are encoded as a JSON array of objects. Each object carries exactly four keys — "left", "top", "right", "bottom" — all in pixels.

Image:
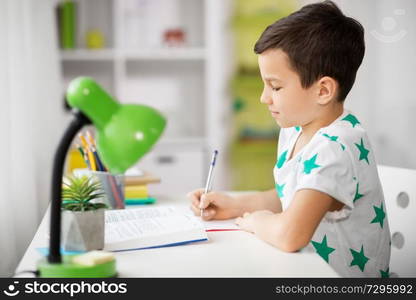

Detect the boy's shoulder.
[
  {"left": 278, "top": 111, "right": 369, "bottom": 153},
  {"left": 319, "top": 111, "right": 368, "bottom": 147},
  {"left": 309, "top": 111, "right": 373, "bottom": 168}
]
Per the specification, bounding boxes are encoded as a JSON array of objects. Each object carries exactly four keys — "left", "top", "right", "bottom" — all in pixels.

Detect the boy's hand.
[
  {"left": 235, "top": 210, "right": 274, "bottom": 233},
  {"left": 187, "top": 188, "right": 242, "bottom": 220}
]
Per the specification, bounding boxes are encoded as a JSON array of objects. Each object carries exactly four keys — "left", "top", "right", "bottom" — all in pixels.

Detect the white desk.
[{"left": 16, "top": 194, "right": 339, "bottom": 277}]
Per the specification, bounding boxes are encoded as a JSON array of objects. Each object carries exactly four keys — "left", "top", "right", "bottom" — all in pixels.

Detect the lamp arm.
[{"left": 48, "top": 111, "right": 91, "bottom": 264}]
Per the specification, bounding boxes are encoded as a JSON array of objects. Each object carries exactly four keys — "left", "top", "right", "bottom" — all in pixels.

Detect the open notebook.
[
  {"left": 37, "top": 206, "right": 240, "bottom": 255},
  {"left": 104, "top": 206, "right": 208, "bottom": 251}
]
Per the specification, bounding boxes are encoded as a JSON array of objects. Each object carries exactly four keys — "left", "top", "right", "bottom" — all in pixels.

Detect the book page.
[
  {"left": 180, "top": 207, "right": 240, "bottom": 231},
  {"left": 104, "top": 207, "right": 207, "bottom": 250}
]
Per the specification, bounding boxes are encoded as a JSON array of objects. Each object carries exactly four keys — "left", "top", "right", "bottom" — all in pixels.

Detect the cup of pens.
[
  {"left": 88, "top": 171, "right": 125, "bottom": 209},
  {"left": 75, "top": 131, "right": 125, "bottom": 209}
]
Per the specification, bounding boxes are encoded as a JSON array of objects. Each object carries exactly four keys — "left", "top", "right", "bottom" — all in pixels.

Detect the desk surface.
[{"left": 16, "top": 194, "right": 339, "bottom": 277}]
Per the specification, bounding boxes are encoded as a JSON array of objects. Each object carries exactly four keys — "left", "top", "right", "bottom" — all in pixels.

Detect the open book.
[{"left": 104, "top": 206, "right": 208, "bottom": 251}]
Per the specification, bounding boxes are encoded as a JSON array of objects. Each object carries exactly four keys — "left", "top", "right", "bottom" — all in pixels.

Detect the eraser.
[{"left": 72, "top": 250, "right": 115, "bottom": 266}]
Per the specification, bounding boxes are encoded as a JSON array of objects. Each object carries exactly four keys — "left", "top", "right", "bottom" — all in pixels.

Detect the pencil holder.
[
  {"left": 90, "top": 171, "right": 125, "bottom": 209},
  {"left": 73, "top": 169, "right": 125, "bottom": 209}
]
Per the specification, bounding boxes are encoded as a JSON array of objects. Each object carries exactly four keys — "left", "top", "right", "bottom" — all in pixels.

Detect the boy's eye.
[{"left": 272, "top": 87, "right": 281, "bottom": 92}]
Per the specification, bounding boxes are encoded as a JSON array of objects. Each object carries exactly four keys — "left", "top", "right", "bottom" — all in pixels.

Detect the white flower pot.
[{"left": 61, "top": 208, "right": 105, "bottom": 252}]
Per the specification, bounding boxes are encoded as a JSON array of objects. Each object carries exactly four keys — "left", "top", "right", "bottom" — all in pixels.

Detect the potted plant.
[{"left": 61, "top": 175, "right": 107, "bottom": 252}]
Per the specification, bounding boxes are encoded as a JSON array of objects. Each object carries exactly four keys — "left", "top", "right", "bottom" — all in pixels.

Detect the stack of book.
[{"left": 124, "top": 171, "right": 161, "bottom": 205}]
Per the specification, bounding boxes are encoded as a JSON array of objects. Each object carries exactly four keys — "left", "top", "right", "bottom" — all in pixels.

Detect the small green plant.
[{"left": 62, "top": 175, "right": 107, "bottom": 211}]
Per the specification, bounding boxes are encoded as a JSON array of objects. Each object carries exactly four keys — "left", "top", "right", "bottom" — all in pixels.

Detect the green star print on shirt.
[
  {"left": 275, "top": 183, "right": 285, "bottom": 198},
  {"left": 311, "top": 235, "right": 335, "bottom": 263},
  {"left": 276, "top": 150, "right": 288, "bottom": 169},
  {"left": 380, "top": 267, "right": 390, "bottom": 278},
  {"left": 350, "top": 245, "right": 369, "bottom": 272},
  {"left": 322, "top": 133, "right": 338, "bottom": 142},
  {"left": 353, "top": 182, "right": 364, "bottom": 203},
  {"left": 355, "top": 138, "right": 370, "bottom": 164},
  {"left": 342, "top": 114, "right": 360, "bottom": 127},
  {"left": 303, "top": 154, "right": 321, "bottom": 174},
  {"left": 371, "top": 203, "right": 386, "bottom": 228},
  {"left": 322, "top": 133, "right": 346, "bottom": 150}
]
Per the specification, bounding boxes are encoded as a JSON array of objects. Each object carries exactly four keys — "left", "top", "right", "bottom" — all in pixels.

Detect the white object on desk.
[
  {"left": 124, "top": 167, "right": 144, "bottom": 177},
  {"left": 15, "top": 194, "right": 339, "bottom": 277},
  {"left": 72, "top": 251, "right": 115, "bottom": 267}
]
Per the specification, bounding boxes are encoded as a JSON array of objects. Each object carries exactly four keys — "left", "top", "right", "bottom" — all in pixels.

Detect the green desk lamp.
[{"left": 37, "top": 77, "right": 166, "bottom": 277}]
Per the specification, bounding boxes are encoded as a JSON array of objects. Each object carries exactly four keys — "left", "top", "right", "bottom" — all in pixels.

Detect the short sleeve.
[{"left": 294, "top": 135, "right": 357, "bottom": 220}]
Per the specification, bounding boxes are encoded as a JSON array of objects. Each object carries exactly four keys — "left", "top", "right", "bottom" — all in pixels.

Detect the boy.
[{"left": 188, "top": 1, "right": 390, "bottom": 277}]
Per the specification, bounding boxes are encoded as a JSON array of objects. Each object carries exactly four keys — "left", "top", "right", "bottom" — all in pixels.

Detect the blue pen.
[
  {"left": 201, "top": 150, "right": 218, "bottom": 217},
  {"left": 92, "top": 150, "right": 105, "bottom": 171}
]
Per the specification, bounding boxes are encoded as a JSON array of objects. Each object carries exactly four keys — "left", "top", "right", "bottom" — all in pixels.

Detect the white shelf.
[
  {"left": 61, "top": 49, "right": 115, "bottom": 60},
  {"left": 123, "top": 47, "right": 206, "bottom": 61},
  {"left": 61, "top": 48, "right": 206, "bottom": 61}
]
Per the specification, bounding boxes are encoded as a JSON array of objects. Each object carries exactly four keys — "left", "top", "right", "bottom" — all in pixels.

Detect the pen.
[
  {"left": 201, "top": 150, "right": 218, "bottom": 217},
  {"left": 79, "top": 133, "right": 97, "bottom": 171},
  {"left": 86, "top": 131, "right": 105, "bottom": 171},
  {"left": 86, "top": 131, "right": 123, "bottom": 207},
  {"left": 75, "top": 143, "right": 91, "bottom": 169},
  {"left": 87, "top": 145, "right": 97, "bottom": 171},
  {"left": 78, "top": 133, "right": 88, "bottom": 150},
  {"left": 75, "top": 143, "right": 84, "bottom": 158}
]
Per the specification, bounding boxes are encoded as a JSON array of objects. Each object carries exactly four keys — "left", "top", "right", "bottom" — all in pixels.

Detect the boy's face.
[{"left": 258, "top": 49, "right": 319, "bottom": 128}]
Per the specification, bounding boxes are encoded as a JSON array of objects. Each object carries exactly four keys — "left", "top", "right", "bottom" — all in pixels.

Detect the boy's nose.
[{"left": 260, "top": 90, "right": 273, "bottom": 105}]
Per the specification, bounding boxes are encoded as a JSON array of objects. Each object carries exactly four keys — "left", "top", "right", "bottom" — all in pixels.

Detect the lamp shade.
[{"left": 66, "top": 77, "right": 166, "bottom": 174}]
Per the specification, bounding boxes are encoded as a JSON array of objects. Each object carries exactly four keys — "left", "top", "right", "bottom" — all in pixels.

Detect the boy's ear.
[{"left": 316, "top": 76, "right": 338, "bottom": 105}]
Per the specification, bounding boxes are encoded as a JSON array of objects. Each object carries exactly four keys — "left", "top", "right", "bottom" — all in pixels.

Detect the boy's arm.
[
  {"left": 235, "top": 188, "right": 282, "bottom": 214},
  {"left": 236, "top": 189, "right": 336, "bottom": 252}
]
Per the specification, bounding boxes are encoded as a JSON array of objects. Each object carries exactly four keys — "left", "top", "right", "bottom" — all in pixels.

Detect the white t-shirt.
[{"left": 273, "top": 110, "right": 391, "bottom": 277}]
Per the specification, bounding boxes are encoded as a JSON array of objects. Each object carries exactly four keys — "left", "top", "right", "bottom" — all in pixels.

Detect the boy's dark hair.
[{"left": 254, "top": 0, "right": 365, "bottom": 101}]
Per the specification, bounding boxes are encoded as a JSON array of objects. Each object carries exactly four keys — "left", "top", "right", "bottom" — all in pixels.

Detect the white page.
[
  {"left": 104, "top": 207, "right": 207, "bottom": 248},
  {"left": 180, "top": 207, "right": 240, "bottom": 231}
]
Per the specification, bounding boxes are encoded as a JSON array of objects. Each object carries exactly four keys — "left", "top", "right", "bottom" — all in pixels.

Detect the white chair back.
[{"left": 377, "top": 165, "right": 416, "bottom": 277}]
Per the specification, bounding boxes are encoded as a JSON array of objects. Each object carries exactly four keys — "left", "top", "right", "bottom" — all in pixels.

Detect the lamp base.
[{"left": 37, "top": 255, "right": 117, "bottom": 278}]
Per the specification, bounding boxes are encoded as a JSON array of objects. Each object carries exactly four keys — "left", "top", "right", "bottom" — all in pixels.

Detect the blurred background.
[{"left": 0, "top": 0, "right": 415, "bottom": 276}]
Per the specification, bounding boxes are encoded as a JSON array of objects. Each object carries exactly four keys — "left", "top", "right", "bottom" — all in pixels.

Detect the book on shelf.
[
  {"left": 124, "top": 184, "right": 148, "bottom": 199},
  {"left": 104, "top": 206, "right": 208, "bottom": 251},
  {"left": 124, "top": 170, "right": 160, "bottom": 205},
  {"left": 125, "top": 197, "right": 156, "bottom": 205},
  {"left": 124, "top": 171, "right": 161, "bottom": 186}
]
